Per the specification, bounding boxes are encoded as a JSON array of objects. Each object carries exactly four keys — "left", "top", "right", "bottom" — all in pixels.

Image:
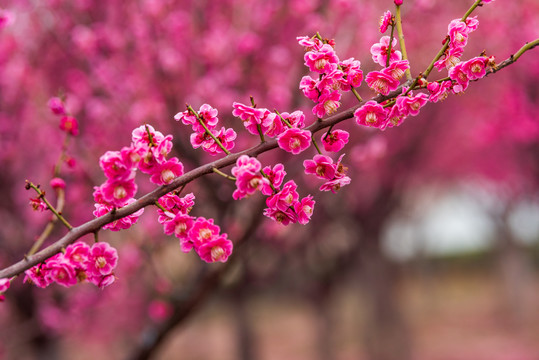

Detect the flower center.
[
  {"left": 290, "top": 138, "right": 301, "bottom": 149},
  {"left": 366, "top": 112, "right": 378, "bottom": 124},
  {"left": 96, "top": 256, "right": 107, "bottom": 269},
  {"left": 211, "top": 246, "right": 226, "bottom": 261},
  {"left": 315, "top": 58, "right": 328, "bottom": 70},
  {"left": 114, "top": 185, "right": 127, "bottom": 199},
  {"left": 161, "top": 169, "right": 175, "bottom": 184},
  {"left": 199, "top": 228, "right": 212, "bottom": 240},
  {"left": 324, "top": 100, "right": 339, "bottom": 114},
  {"left": 175, "top": 222, "right": 187, "bottom": 236}
]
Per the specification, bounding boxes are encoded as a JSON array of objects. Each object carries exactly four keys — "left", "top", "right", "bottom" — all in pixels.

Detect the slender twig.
[
  {"left": 187, "top": 105, "right": 231, "bottom": 155},
  {"left": 25, "top": 181, "right": 72, "bottom": 230},
  {"left": 395, "top": 5, "right": 412, "bottom": 80}
]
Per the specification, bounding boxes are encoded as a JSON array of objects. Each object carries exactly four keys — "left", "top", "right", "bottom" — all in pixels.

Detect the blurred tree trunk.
[
  {"left": 495, "top": 204, "right": 534, "bottom": 326},
  {"left": 232, "top": 283, "right": 256, "bottom": 360},
  {"left": 358, "top": 237, "right": 412, "bottom": 360}
]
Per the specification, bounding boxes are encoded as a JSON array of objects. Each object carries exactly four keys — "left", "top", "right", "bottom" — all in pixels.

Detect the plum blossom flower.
[
  {"left": 366, "top": 70, "right": 400, "bottom": 95},
  {"left": 266, "top": 180, "right": 299, "bottom": 212},
  {"left": 294, "top": 196, "right": 315, "bottom": 225},
  {"left": 59, "top": 116, "right": 79, "bottom": 136},
  {"left": 462, "top": 56, "right": 488, "bottom": 80},
  {"left": 196, "top": 234, "right": 233, "bottom": 263},
  {"left": 175, "top": 104, "right": 219, "bottom": 133},
  {"left": 379, "top": 11, "right": 392, "bottom": 33},
  {"left": 232, "top": 102, "right": 272, "bottom": 135},
  {"left": 339, "top": 58, "right": 363, "bottom": 88},
  {"left": 29, "top": 197, "right": 47, "bottom": 211},
  {"left": 297, "top": 35, "right": 324, "bottom": 51},
  {"left": 320, "top": 176, "right": 352, "bottom": 194},
  {"left": 383, "top": 60, "right": 409, "bottom": 80},
  {"left": 99, "top": 150, "right": 135, "bottom": 180},
  {"left": 304, "top": 155, "right": 337, "bottom": 180},
  {"left": 149, "top": 157, "right": 184, "bottom": 185},
  {"left": 304, "top": 44, "right": 339, "bottom": 73},
  {"left": 370, "top": 36, "right": 402, "bottom": 66},
  {"left": 434, "top": 46, "right": 463, "bottom": 71},
  {"left": 427, "top": 80, "right": 452, "bottom": 102},
  {"left": 397, "top": 92, "right": 429, "bottom": 117},
  {"left": 24, "top": 266, "right": 52, "bottom": 288},
  {"left": 313, "top": 90, "right": 341, "bottom": 118},
  {"left": 50, "top": 177, "right": 66, "bottom": 190},
  {"left": 354, "top": 101, "right": 388, "bottom": 129},
  {"left": 45, "top": 255, "right": 78, "bottom": 287},
  {"left": 263, "top": 207, "right": 298, "bottom": 226},
  {"left": 86, "top": 242, "right": 118, "bottom": 277},
  {"left": 188, "top": 217, "right": 221, "bottom": 247},
  {"left": 277, "top": 128, "right": 312, "bottom": 155},
  {"left": 321, "top": 129, "right": 349, "bottom": 152},
  {"left": 163, "top": 213, "right": 195, "bottom": 251},
  {"left": 47, "top": 97, "right": 66, "bottom": 115},
  {"left": 100, "top": 177, "right": 138, "bottom": 207},
  {"left": 448, "top": 62, "right": 469, "bottom": 91},
  {"left": 231, "top": 155, "right": 269, "bottom": 200},
  {"left": 260, "top": 163, "right": 286, "bottom": 195}
]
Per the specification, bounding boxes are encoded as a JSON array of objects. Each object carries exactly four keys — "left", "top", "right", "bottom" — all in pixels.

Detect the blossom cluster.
[
  {"left": 231, "top": 155, "right": 315, "bottom": 226},
  {"left": 175, "top": 104, "right": 237, "bottom": 156},
  {"left": 47, "top": 96, "right": 79, "bottom": 136},
  {"left": 24, "top": 241, "right": 118, "bottom": 289},
  {"left": 298, "top": 35, "right": 363, "bottom": 118},
  {"left": 304, "top": 154, "right": 351, "bottom": 194},
  {"left": 156, "top": 192, "right": 233, "bottom": 263},
  {"left": 93, "top": 124, "right": 189, "bottom": 230},
  {"left": 233, "top": 102, "right": 313, "bottom": 155}
]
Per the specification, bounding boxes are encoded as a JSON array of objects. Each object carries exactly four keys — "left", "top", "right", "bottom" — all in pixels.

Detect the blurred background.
[{"left": 0, "top": 0, "right": 538, "bottom": 359}]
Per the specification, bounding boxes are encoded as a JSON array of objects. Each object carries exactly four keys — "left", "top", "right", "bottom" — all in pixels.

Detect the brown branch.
[{"left": 0, "top": 42, "right": 536, "bottom": 280}]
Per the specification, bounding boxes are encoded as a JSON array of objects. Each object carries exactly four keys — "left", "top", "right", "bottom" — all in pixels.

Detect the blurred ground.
[{"left": 153, "top": 266, "right": 539, "bottom": 360}]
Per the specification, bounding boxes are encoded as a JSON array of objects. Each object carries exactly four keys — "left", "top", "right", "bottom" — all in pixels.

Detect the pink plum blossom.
[
  {"left": 99, "top": 150, "right": 135, "bottom": 180},
  {"left": 261, "top": 163, "right": 287, "bottom": 196},
  {"left": 266, "top": 180, "right": 299, "bottom": 212},
  {"left": 397, "top": 92, "right": 428, "bottom": 116},
  {"left": 277, "top": 128, "right": 312, "bottom": 154},
  {"left": 47, "top": 97, "right": 66, "bottom": 115},
  {"left": 370, "top": 36, "right": 402, "bottom": 66},
  {"left": 93, "top": 199, "right": 144, "bottom": 231},
  {"left": 379, "top": 11, "right": 392, "bottom": 33},
  {"left": 45, "top": 255, "right": 78, "bottom": 287},
  {"left": 321, "top": 129, "right": 349, "bottom": 152},
  {"left": 175, "top": 104, "right": 219, "bottom": 133},
  {"left": 462, "top": 56, "right": 488, "bottom": 80},
  {"left": 366, "top": 70, "right": 400, "bottom": 95},
  {"left": 299, "top": 76, "right": 319, "bottom": 102},
  {"left": 50, "top": 177, "right": 66, "bottom": 190},
  {"left": 320, "top": 176, "right": 352, "bottom": 194},
  {"left": 59, "top": 116, "right": 79, "bottom": 136},
  {"left": 196, "top": 234, "right": 233, "bottom": 263},
  {"left": 86, "top": 242, "right": 118, "bottom": 277},
  {"left": 297, "top": 35, "right": 324, "bottom": 51},
  {"left": 449, "top": 62, "right": 469, "bottom": 91},
  {"left": 232, "top": 102, "right": 272, "bottom": 135},
  {"left": 339, "top": 58, "right": 363, "bottom": 88},
  {"left": 427, "top": 80, "right": 452, "bottom": 102},
  {"left": 304, "top": 155, "right": 337, "bottom": 180},
  {"left": 434, "top": 46, "right": 463, "bottom": 71},
  {"left": 384, "top": 60, "right": 409, "bottom": 80},
  {"left": 162, "top": 213, "right": 195, "bottom": 251},
  {"left": 263, "top": 207, "right": 298, "bottom": 226},
  {"left": 294, "top": 196, "right": 315, "bottom": 225},
  {"left": 304, "top": 44, "right": 339, "bottom": 73},
  {"left": 149, "top": 157, "right": 184, "bottom": 185},
  {"left": 100, "top": 177, "right": 138, "bottom": 207},
  {"left": 188, "top": 217, "right": 221, "bottom": 247},
  {"left": 313, "top": 90, "right": 341, "bottom": 118},
  {"left": 354, "top": 100, "right": 388, "bottom": 129}
]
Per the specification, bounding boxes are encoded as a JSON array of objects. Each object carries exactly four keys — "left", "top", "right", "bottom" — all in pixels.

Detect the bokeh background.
[{"left": 0, "top": 0, "right": 538, "bottom": 359}]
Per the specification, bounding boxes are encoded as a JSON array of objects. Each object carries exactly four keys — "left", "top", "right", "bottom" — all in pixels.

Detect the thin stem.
[
  {"left": 386, "top": 22, "right": 395, "bottom": 68},
  {"left": 323, "top": 125, "right": 335, "bottom": 140},
  {"left": 154, "top": 201, "right": 168, "bottom": 212},
  {"left": 212, "top": 168, "right": 236, "bottom": 181},
  {"left": 395, "top": 5, "right": 412, "bottom": 80},
  {"left": 256, "top": 124, "right": 265, "bottom": 143},
  {"left": 187, "top": 105, "right": 231, "bottom": 155},
  {"left": 26, "top": 181, "right": 72, "bottom": 230},
  {"left": 312, "top": 136, "right": 323, "bottom": 155},
  {"left": 351, "top": 87, "right": 363, "bottom": 102},
  {"left": 275, "top": 110, "right": 293, "bottom": 128},
  {"left": 27, "top": 188, "right": 66, "bottom": 256}
]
